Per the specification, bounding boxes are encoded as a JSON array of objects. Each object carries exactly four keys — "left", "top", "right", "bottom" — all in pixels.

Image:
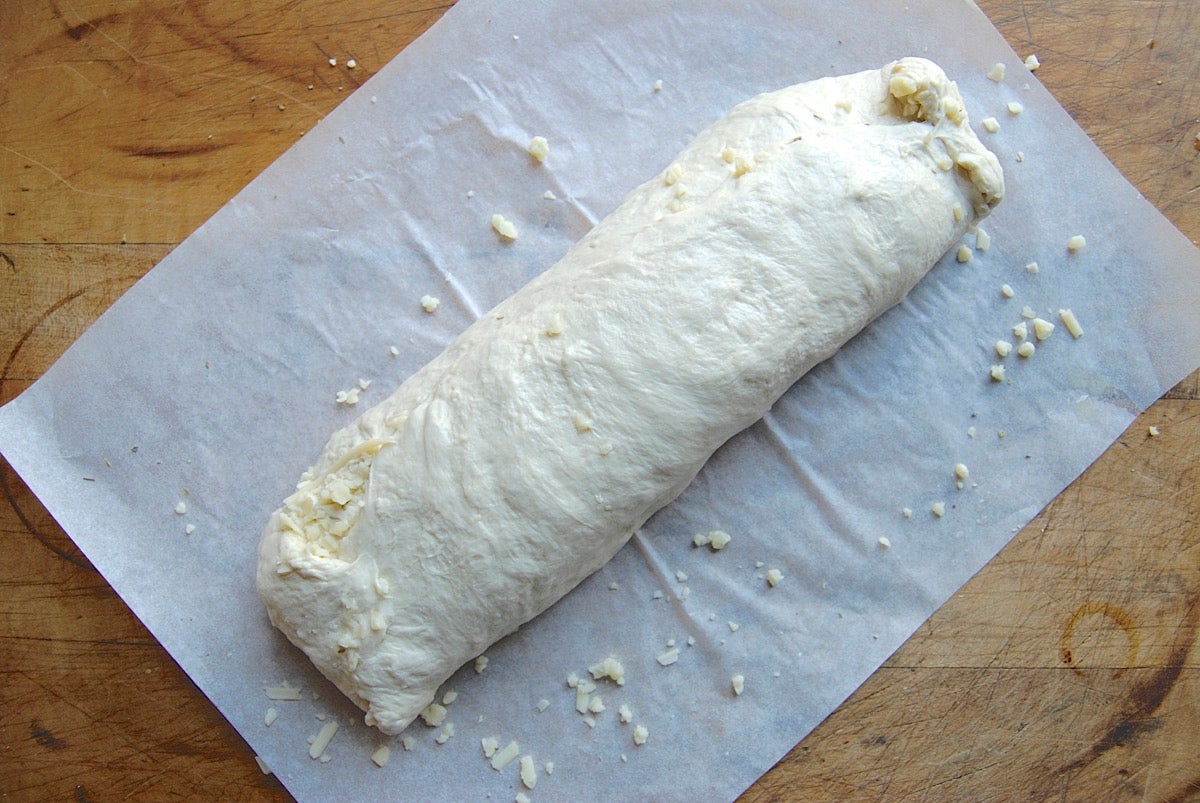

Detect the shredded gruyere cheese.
[
  {"left": 309, "top": 721, "right": 338, "bottom": 760},
  {"left": 491, "top": 740, "right": 520, "bottom": 771},
  {"left": 1059, "top": 308, "right": 1083, "bottom": 338}
]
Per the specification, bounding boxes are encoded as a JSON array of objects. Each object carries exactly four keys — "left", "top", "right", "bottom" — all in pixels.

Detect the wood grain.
[{"left": 2, "top": 1, "right": 1197, "bottom": 801}]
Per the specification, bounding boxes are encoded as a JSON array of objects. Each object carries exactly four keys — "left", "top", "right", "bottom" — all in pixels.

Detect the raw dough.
[{"left": 257, "top": 57, "right": 1003, "bottom": 734}]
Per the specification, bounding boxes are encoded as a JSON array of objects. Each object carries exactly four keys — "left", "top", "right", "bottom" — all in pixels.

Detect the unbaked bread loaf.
[{"left": 257, "top": 57, "right": 1003, "bottom": 734}]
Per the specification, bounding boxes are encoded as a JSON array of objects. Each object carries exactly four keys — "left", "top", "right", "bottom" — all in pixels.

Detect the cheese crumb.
[
  {"left": 766, "top": 568, "right": 783, "bottom": 587},
  {"left": 618, "top": 704, "right": 633, "bottom": 724},
  {"left": 536, "top": 698, "right": 550, "bottom": 712},
  {"left": 989, "top": 364, "right": 1006, "bottom": 382},
  {"left": 708, "top": 530, "right": 732, "bottom": 550},
  {"left": 956, "top": 244, "right": 973, "bottom": 263},
  {"left": 308, "top": 721, "right": 339, "bottom": 760},
  {"left": 981, "top": 117, "right": 1000, "bottom": 133},
  {"left": 264, "top": 684, "right": 303, "bottom": 701},
  {"left": 254, "top": 755, "right": 271, "bottom": 775},
  {"left": 419, "top": 703, "right": 447, "bottom": 727},
  {"left": 653, "top": 79, "right": 663, "bottom": 92},
  {"left": 527, "top": 136, "right": 550, "bottom": 164},
  {"left": 1067, "top": 234, "right": 1086, "bottom": 253},
  {"left": 335, "top": 387, "right": 361, "bottom": 406},
  {"left": 435, "top": 723, "right": 455, "bottom": 744},
  {"left": 328, "top": 57, "right": 337, "bottom": 66},
  {"left": 174, "top": 501, "right": 187, "bottom": 515},
  {"left": 675, "top": 569, "right": 688, "bottom": 583},
  {"left": 575, "top": 684, "right": 593, "bottom": 714},
  {"left": 1017, "top": 341, "right": 1036, "bottom": 358},
  {"left": 987, "top": 62, "right": 1006, "bottom": 82},
  {"left": 901, "top": 507, "right": 913, "bottom": 519},
  {"left": 1022, "top": 305, "right": 1037, "bottom": 319},
  {"left": 731, "top": 674, "right": 745, "bottom": 695},
  {"left": 1000, "top": 283, "right": 1014, "bottom": 298},
  {"left": 878, "top": 536, "right": 892, "bottom": 549},
  {"left": 1025, "top": 261, "right": 1039, "bottom": 274},
  {"left": 589, "top": 656, "right": 626, "bottom": 685},
  {"left": 420, "top": 295, "right": 440, "bottom": 313},
  {"left": 402, "top": 735, "right": 416, "bottom": 751},
  {"left": 482, "top": 736, "right": 500, "bottom": 758},
  {"left": 516, "top": 794, "right": 531, "bottom": 803},
  {"left": 995, "top": 340, "right": 1012, "bottom": 358},
  {"left": 491, "top": 740, "right": 520, "bottom": 771},
  {"left": 441, "top": 690, "right": 458, "bottom": 705},
  {"left": 491, "top": 214, "right": 518, "bottom": 241},
  {"left": 976, "top": 228, "right": 991, "bottom": 251},
  {"left": 587, "top": 695, "right": 605, "bottom": 714},
  {"left": 932, "top": 502, "right": 946, "bottom": 518},
  {"left": 1024, "top": 54, "right": 1041, "bottom": 71},
  {"left": 656, "top": 647, "right": 680, "bottom": 666},
  {"left": 663, "top": 163, "right": 684, "bottom": 186},
  {"left": 632, "top": 725, "right": 649, "bottom": 746},
  {"left": 474, "top": 655, "right": 489, "bottom": 673},
  {"left": 264, "top": 707, "right": 278, "bottom": 726},
  {"left": 1013, "top": 321, "right": 1028, "bottom": 341},
  {"left": 692, "top": 532, "right": 710, "bottom": 547},
  {"left": 727, "top": 621, "right": 740, "bottom": 632},
  {"left": 545, "top": 761, "right": 555, "bottom": 775},
  {"left": 1059, "top": 309, "right": 1083, "bottom": 338},
  {"left": 346, "top": 58, "right": 357, "bottom": 69},
  {"left": 1148, "top": 425, "right": 1161, "bottom": 437},
  {"left": 1032, "top": 318, "right": 1055, "bottom": 341},
  {"left": 371, "top": 745, "right": 391, "bottom": 767},
  {"left": 951, "top": 202, "right": 964, "bottom": 222},
  {"left": 1007, "top": 101, "right": 1024, "bottom": 115},
  {"left": 954, "top": 463, "right": 970, "bottom": 481},
  {"left": 520, "top": 755, "right": 538, "bottom": 789},
  {"left": 184, "top": 523, "right": 195, "bottom": 535}
]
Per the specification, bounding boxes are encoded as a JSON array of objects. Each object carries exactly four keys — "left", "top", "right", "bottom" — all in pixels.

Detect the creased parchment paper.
[{"left": 3, "top": 0, "right": 1199, "bottom": 800}]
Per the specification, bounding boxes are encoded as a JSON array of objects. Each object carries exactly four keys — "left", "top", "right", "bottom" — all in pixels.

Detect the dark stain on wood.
[
  {"left": 64, "top": 13, "right": 120, "bottom": 41},
  {"left": 1054, "top": 591, "right": 1199, "bottom": 778},
  {"left": 31, "top": 720, "right": 67, "bottom": 750}
]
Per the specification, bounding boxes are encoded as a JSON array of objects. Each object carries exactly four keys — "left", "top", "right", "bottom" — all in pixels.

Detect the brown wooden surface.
[{"left": 1, "top": 1, "right": 1197, "bottom": 800}]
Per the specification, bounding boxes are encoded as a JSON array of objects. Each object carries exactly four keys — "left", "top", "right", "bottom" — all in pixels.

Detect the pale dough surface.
[{"left": 257, "top": 57, "right": 1003, "bottom": 735}]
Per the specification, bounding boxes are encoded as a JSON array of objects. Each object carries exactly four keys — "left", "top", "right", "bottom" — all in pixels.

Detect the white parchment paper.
[{"left": 3, "top": 0, "right": 1200, "bottom": 800}]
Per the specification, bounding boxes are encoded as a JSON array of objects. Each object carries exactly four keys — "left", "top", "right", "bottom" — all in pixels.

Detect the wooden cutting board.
[{"left": 2, "top": 1, "right": 1197, "bottom": 800}]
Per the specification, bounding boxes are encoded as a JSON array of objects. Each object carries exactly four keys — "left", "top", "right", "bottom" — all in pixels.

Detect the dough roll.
[{"left": 257, "top": 57, "right": 1003, "bottom": 734}]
